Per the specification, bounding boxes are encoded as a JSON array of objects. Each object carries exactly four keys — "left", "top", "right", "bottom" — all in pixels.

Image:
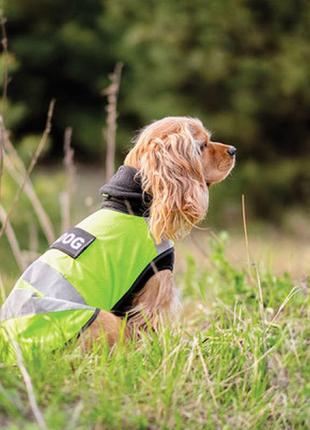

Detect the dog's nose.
[{"left": 227, "top": 146, "right": 237, "bottom": 156}]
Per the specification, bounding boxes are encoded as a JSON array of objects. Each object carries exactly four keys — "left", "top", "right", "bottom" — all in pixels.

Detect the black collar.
[{"left": 100, "top": 165, "right": 151, "bottom": 216}]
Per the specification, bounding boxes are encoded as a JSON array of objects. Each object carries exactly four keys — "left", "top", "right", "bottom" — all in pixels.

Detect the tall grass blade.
[
  {"left": 0, "top": 100, "right": 55, "bottom": 240},
  {"left": 103, "top": 62, "right": 123, "bottom": 182}
]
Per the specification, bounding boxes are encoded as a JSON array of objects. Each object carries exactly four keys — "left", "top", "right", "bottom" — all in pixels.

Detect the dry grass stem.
[
  {"left": 4, "top": 148, "right": 55, "bottom": 243},
  {"left": 267, "top": 286, "right": 301, "bottom": 330},
  {"left": 216, "top": 298, "right": 244, "bottom": 324},
  {"left": 7, "top": 333, "right": 48, "bottom": 430},
  {"left": 242, "top": 194, "right": 253, "bottom": 280},
  {"left": 0, "top": 271, "right": 5, "bottom": 302},
  {"left": 220, "top": 344, "right": 276, "bottom": 387},
  {"left": 0, "top": 115, "right": 4, "bottom": 202},
  {"left": 0, "top": 12, "right": 8, "bottom": 201},
  {"left": 150, "top": 344, "right": 183, "bottom": 380},
  {"left": 23, "top": 220, "right": 40, "bottom": 266},
  {"left": 0, "top": 12, "right": 9, "bottom": 110},
  {"left": 0, "top": 204, "right": 26, "bottom": 271},
  {"left": 60, "top": 127, "right": 75, "bottom": 231},
  {"left": 196, "top": 342, "right": 218, "bottom": 408},
  {"left": 65, "top": 400, "right": 84, "bottom": 430},
  {"left": 255, "top": 265, "right": 266, "bottom": 325},
  {"left": 103, "top": 62, "right": 123, "bottom": 181},
  {"left": 0, "top": 100, "right": 55, "bottom": 240},
  {"left": 28, "top": 218, "right": 39, "bottom": 254}
]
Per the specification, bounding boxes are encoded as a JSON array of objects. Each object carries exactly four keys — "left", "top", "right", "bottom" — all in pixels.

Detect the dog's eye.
[{"left": 199, "top": 142, "right": 208, "bottom": 151}]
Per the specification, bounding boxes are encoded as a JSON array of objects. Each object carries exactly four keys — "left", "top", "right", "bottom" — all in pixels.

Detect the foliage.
[
  {"left": 2, "top": 0, "right": 310, "bottom": 219},
  {"left": 0, "top": 235, "right": 308, "bottom": 429},
  {"left": 4, "top": 0, "right": 310, "bottom": 156}
]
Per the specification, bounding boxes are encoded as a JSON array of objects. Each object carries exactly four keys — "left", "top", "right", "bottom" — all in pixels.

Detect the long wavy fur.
[{"left": 125, "top": 117, "right": 209, "bottom": 244}]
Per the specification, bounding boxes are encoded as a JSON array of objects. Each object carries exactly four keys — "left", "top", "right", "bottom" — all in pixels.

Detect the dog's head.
[{"left": 125, "top": 116, "right": 236, "bottom": 243}]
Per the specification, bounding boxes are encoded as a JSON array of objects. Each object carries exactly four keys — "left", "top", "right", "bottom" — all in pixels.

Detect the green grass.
[{"left": 0, "top": 234, "right": 308, "bottom": 429}]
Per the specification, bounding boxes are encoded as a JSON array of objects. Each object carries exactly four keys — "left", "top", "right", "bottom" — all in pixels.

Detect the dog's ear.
[{"left": 126, "top": 121, "right": 209, "bottom": 243}]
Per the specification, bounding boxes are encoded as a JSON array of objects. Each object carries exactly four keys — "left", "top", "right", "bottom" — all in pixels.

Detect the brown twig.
[
  {"left": 0, "top": 100, "right": 55, "bottom": 240},
  {"left": 241, "top": 194, "right": 254, "bottom": 281},
  {"left": 0, "top": 10, "right": 9, "bottom": 112},
  {"left": 102, "top": 62, "right": 123, "bottom": 181},
  {"left": 65, "top": 400, "right": 84, "bottom": 430},
  {"left": 0, "top": 9, "right": 9, "bottom": 202},
  {"left": 0, "top": 204, "right": 26, "bottom": 271},
  {"left": 0, "top": 271, "right": 6, "bottom": 302},
  {"left": 5, "top": 331, "right": 48, "bottom": 430},
  {"left": 266, "top": 286, "right": 300, "bottom": 331},
  {"left": 26, "top": 218, "right": 39, "bottom": 264},
  {"left": 60, "top": 127, "right": 75, "bottom": 232},
  {"left": 0, "top": 114, "right": 4, "bottom": 202},
  {"left": 4, "top": 143, "right": 56, "bottom": 243},
  {"left": 255, "top": 264, "right": 266, "bottom": 325}
]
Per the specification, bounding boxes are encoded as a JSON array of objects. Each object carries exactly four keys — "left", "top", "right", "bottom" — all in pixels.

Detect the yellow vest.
[{"left": 0, "top": 209, "right": 174, "bottom": 358}]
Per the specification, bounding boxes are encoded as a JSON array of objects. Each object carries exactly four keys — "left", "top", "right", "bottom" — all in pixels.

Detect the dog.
[{"left": 0, "top": 116, "right": 235, "bottom": 355}]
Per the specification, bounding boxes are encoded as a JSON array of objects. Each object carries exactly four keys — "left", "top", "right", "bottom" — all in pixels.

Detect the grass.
[{"left": 0, "top": 233, "right": 309, "bottom": 429}]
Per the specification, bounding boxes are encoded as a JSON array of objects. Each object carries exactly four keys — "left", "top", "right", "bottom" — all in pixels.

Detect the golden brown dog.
[{"left": 82, "top": 116, "right": 236, "bottom": 348}]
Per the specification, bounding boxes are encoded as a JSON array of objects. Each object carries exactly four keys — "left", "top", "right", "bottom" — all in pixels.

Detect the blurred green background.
[{"left": 0, "top": 0, "right": 310, "bottom": 285}]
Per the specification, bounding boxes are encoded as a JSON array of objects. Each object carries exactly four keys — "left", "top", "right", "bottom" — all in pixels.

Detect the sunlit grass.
[{"left": 0, "top": 234, "right": 308, "bottom": 429}]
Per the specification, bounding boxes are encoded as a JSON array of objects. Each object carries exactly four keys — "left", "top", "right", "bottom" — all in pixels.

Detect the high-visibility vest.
[{"left": 0, "top": 209, "right": 174, "bottom": 357}]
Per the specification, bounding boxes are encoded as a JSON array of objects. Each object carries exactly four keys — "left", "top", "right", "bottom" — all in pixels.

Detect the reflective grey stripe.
[
  {"left": 0, "top": 260, "right": 94, "bottom": 322},
  {"left": 1, "top": 287, "right": 36, "bottom": 321},
  {"left": 156, "top": 239, "right": 174, "bottom": 255},
  {"left": 22, "top": 260, "right": 86, "bottom": 305},
  {"left": 0, "top": 291, "right": 95, "bottom": 321}
]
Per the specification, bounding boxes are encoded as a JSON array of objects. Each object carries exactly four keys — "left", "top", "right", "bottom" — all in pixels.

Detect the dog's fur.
[{"left": 81, "top": 116, "right": 235, "bottom": 348}]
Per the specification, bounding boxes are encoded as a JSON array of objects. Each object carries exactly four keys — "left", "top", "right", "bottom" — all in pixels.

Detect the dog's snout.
[{"left": 227, "top": 146, "right": 236, "bottom": 157}]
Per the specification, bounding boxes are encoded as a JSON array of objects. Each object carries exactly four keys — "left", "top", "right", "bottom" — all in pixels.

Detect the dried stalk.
[
  {"left": 22, "top": 219, "right": 40, "bottom": 266},
  {"left": 0, "top": 114, "right": 4, "bottom": 202},
  {"left": 197, "top": 342, "right": 218, "bottom": 409},
  {"left": 0, "top": 271, "right": 6, "bottom": 302},
  {"left": 60, "top": 127, "right": 75, "bottom": 231},
  {"left": 0, "top": 12, "right": 9, "bottom": 112},
  {"left": 28, "top": 217, "right": 39, "bottom": 254},
  {"left": 5, "top": 332, "right": 48, "bottom": 430},
  {"left": 0, "top": 13, "right": 8, "bottom": 202},
  {"left": 241, "top": 193, "right": 255, "bottom": 283},
  {"left": 65, "top": 400, "right": 84, "bottom": 430},
  {"left": 241, "top": 194, "right": 251, "bottom": 272},
  {"left": 255, "top": 264, "right": 266, "bottom": 325},
  {"left": 102, "top": 62, "right": 123, "bottom": 181},
  {"left": 0, "top": 204, "right": 26, "bottom": 271},
  {"left": 266, "top": 286, "right": 300, "bottom": 331},
  {"left": 4, "top": 146, "right": 56, "bottom": 243},
  {"left": 0, "top": 100, "right": 55, "bottom": 240},
  {"left": 0, "top": 10, "right": 9, "bottom": 202}
]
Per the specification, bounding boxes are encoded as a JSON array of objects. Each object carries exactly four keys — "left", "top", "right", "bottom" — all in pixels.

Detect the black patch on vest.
[{"left": 50, "top": 227, "right": 96, "bottom": 258}]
